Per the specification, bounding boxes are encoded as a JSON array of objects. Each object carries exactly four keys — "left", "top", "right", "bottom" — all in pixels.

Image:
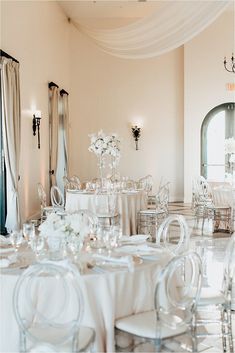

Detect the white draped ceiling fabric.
[{"left": 73, "top": 1, "right": 230, "bottom": 59}]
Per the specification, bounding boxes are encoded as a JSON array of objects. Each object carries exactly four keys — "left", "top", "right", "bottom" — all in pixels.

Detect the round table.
[{"left": 65, "top": 190, "right": 147, "bottom": 235}]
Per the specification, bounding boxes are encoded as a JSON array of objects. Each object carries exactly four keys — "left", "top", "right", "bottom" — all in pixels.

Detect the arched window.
[{"left": 201, "top": 102, "right": 235, "bottom": 181}]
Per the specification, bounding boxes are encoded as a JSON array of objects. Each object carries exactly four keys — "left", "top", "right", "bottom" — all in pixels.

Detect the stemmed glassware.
[
  {"left": 22, "top": 222, "right": 35, "bottom": 246},
  {"left": 10, "top": 230, "right": 23, "bottom": 255},
  {"left": 30, "top": 236, "right": 45, "bottom": 260}
]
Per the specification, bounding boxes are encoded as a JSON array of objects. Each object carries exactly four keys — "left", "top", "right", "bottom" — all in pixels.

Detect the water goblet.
[
  {"left": 103, "top": 229, "right": 118, "bottom": 256},
  {"left": 23, "top": 222, "right": 35, "bottom": 246},
  {"left": 111, "top": 225, "right": 122, "bottom": 247},
  {"left": 10, "top": 230, "right": 23, "bottom": 255},
  {"left": 30, "top": 236, "right": 45, "bottom": 260}
]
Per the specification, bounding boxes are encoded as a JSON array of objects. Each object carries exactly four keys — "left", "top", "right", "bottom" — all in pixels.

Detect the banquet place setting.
[{"left": 1, "top": 1, "right": 235, "bottom": 352}]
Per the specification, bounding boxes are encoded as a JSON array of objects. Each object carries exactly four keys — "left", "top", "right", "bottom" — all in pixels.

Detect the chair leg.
[
  {"left": 221, "top": 308, "right": 227, "bottom": 353},
  {"left": 227, "top": 309, "right": 234, "bottom": 353}
]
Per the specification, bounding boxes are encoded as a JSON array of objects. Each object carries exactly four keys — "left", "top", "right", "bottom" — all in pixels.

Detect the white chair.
[
  {"left": 195, "top": 234, "right": 235, "bottom": 353},
  {"left": 137, "top": 183, "right": 169, "bottom": 240},
  {"left": 137, "top": 175, "right": 153, "bottom": 193},
  {"left": 37, "top": 183, "right": 54, "bottom": 222},
  {"left": 50, "top": 186, "right": 65, "bottom": 209},
  {"left": 156, "top": 214, "right": 190, "bottom": 255},
  {"left": 115, "top": 252, "right": 202, "bottom": 352},
  {"left": 13, "top": 262, "right": 95, "bottom": 352},
  {"left": 211, "top": 185, "right": 233, "bottom": 234},
  {"left": 192, "top": 176, "right": 214, "bottom": 235}
]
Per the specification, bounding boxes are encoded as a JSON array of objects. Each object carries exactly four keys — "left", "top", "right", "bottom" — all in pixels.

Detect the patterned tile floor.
[{"left": 166, "top": 202, "right": 234, "bottom": 353}]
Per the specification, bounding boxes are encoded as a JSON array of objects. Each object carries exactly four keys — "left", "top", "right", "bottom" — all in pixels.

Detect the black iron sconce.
[
  {"left": 224, "top": 53, "right": 235, "bottom": 73},
  {"left": 32, "top": 111, "right": 41, "bottom": 149},
  {"left": 132, "top": 125, "right": 141, "bottom": 150}
]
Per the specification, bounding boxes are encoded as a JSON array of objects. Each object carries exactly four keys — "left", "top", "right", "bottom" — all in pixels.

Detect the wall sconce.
[
  {"left": 32, "top": 110, "right": 41, "bottom": 149},
  {"left": 224, "top": 53, "right": 235, "bottom": 73},
  {"left": 131, "top": 125, "right": 141, "bottom": 150}
]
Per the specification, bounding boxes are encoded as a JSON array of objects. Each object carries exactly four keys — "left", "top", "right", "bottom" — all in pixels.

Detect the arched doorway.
[{"left": 201, "top": 102, "right": 235, "bottom": 181}]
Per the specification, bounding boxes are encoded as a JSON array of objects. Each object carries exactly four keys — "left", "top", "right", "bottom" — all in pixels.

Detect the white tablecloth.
[
  {"left": 65, "top": 191, "right": 147, "bottom": 236},
  {"left": 0, "top": 250, "right": 171, "bottom": 353}
]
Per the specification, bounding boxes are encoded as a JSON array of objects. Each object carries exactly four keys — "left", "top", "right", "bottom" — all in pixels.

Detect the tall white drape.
[
  {"left": 74, "top": 1, "right": 230, "bottom": 59},
  {"left": 1, "top": 57, "right": 21, "bottom": 231},
  {"left": 61, "top": 93, "right": 69, "bottom": 177},
  {"left": 49, "top": 86, "right": 59, "bottom": 187}
]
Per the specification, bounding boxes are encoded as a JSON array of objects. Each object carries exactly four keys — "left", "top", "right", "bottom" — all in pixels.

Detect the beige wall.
[
  {"left": 69, "top": 25, "right": 184, "bottom": 201},
  {"left": 1, "top": 1, "right": 70, "bottom": 221},
  {"left": 184, "top": 9, "right": 235, "bottom": 203}
]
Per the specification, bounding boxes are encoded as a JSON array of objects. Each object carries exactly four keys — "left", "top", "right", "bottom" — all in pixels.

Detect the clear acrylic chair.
[
  {"left": 137, "top": 182, "right": 169, "bottom": 240},
  {"left": 94, "top": 191, "right": 119, "bottom": 228},
  {"left": 192, "top": 176, "right": 214, "bottom": 235},
  {"left": 137, "top": 175, "right": 153, "bottom": 193},
  {"left": 156, "top": 214, "right": 190, "bottom": 255},
  {"left": 13, "top": 263, "right": 95, "bottom": 352},
  {"left": 195, "top": 234, "right": 235, "bottom": 353},
  {"left": 115, "top": 252, "right": 202, "bottom": 352},
  {"left": 211, "top": 185, "right": 233, "bottom": 234},
  {"left": 50, "top": 186, "right": 65, "bottom": 209},
  {"left": 37, "top": 183, "right": 54, "bottom": 222},
  {"left": 69, "top": 209, "right": 99, "bottom": 238}
]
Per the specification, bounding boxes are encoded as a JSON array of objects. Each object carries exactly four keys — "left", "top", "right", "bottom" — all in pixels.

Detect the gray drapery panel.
[
  {"left": 61, "top": 93, "right": 69, "bottom": 177},
  {"left": 49, "top": 86, "right": 59, "bottom": 187},
  {"left": 1, "top": 57, "right": 21, "bottom": 231}
]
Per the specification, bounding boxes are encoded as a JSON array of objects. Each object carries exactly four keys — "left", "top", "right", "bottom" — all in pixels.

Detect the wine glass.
[
  {"left": 30, "top": 236, "right": 45, "bottom": 260},
  {"left": 103, "top": 229, "right": 118, "bottom": 255},
  {"left": 10, "top": 230, "right": 23, "bottom": 254},
  {"left": 111, "top": 224, "right": 122, "bottom": 247},
  {"left": 23, "top": 222, "right": 35, "bottom": 246}
]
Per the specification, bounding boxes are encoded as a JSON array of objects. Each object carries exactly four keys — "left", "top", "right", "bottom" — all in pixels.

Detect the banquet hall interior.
[{"left": 1, "top": 0, "right": 235, "bottom": 352}]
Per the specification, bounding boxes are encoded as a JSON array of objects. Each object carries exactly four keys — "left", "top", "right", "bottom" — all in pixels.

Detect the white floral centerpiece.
[
  {"left": 39, "top": 213, "right": 90, "bottom": 259},
  {"left": 88, "top": 130, "right": 121, "bottom": 179}
]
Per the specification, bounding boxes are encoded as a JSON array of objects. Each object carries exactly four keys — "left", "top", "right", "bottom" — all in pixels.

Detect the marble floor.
[{"left": 166, "top": 202, "right": 234, "bottom": 353}]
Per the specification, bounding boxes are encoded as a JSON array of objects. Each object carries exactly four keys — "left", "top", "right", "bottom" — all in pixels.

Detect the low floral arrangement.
[{"left": 39, "top": 213, "right": 90, "bottom": 240}]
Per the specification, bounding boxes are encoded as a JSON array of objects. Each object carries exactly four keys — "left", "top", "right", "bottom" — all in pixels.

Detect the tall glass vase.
[{"left": 98, "top": 154, "right": 105, "bottom": 189}]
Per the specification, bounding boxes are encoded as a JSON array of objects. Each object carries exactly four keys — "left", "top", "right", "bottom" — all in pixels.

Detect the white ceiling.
[
  {"left": 58, "top": 0, "right": 234, "bottom": 29},
  {"left": 58, "top": 0, "right": 166, "bottom": 28}
]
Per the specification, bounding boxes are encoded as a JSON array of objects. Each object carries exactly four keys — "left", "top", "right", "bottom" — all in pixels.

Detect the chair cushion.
[
  {"left": 96, "top": 212, "right": 119, "bottom": 218},
  {"left": 198, "top": 287, "right": 225, "bottom": 306},
  {"left": 115, "top": 311, "right": 187, "bottom": 340},
  {"left": 139, "top": 209, "right": 165, "bottom": 215},
  {"left": 28, "top": 326, "right": 95, "bottom": 352}
]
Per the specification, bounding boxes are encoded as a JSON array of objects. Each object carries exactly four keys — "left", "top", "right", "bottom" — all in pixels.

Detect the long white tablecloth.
[
  {"left": 65, "top": 191, "right": 147, "bottom": 236},
  {"left": 0, "top": 249, "right": 171, "bottom": 353}
]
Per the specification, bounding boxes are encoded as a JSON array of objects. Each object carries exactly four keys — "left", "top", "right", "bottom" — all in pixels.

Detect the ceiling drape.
[{"left": 73, "top": 1, "right": 230, "bottom": 59}]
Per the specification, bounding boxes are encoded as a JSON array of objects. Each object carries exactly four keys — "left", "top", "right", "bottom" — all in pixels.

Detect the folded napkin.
[
  {"left": 117, "top": 244, "right": 162, "bottom": 257},
  {"left": 120, "top": 234, "right": 150, "bottom": 245},
  {"left": 0, "top": 235, "right": 12, "bottom": 248},
  {"left": 93, "top": 254, "right": 134, "bottom": 272},
  {"left": 0, "top": 254, "right": 17, "bottom": 268}
]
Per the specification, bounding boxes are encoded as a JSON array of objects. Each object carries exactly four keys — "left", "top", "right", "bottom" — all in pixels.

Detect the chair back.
[
  {"left": 154, "top": 252, "right": 202, "bottom": 333},
  {"left": 137, "top": 175, "right": 153, "bottom": 193},
  {"left": 156, "top": 215, "right": 190, "bottom": 255},
  {"left": 156, "top": 183, "right": 169, "bottom": 214},
  {"left": 68, "top": 209, "right": 98, "bottom": 238},
  {"left": 212, "top": 185, "right": 234, "bottom": 208},
  {"left": 193, "top": 176, "right": 212, "bottom": 202},
  {"left": 13, "top": 263, "right": 84, "bottom": 350},
  {"left": 37, "top": 183, "right": 47, "bottom": 208},
  {"left": 50, "top": 186, "right": 64, "bottom": 208},
  {"left": 222, "top": 234, "right": 235, "bottom": 298}
]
